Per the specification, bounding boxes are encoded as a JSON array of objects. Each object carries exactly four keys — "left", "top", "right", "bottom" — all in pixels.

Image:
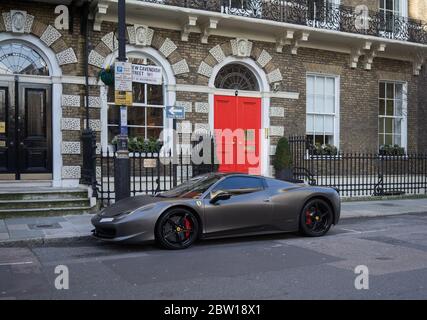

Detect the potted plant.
[
  {"left": 99, "top": 65, "right": 114, "bottom": 86},
  {"left": 273, "top": 137, "right": 294, "bottom": 181},
  {"left": 379, "top": 144, "right": 405, "bottom": 156}
]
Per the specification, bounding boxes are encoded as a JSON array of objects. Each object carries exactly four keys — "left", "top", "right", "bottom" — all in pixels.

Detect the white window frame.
[
  {"left": 306, "top": 72, "right": 340, "bottom": 151},
  {"left": 106, "top": 56, "right": 165, "bottom": 145},
  {"left": 378, "top": 80, "right": 407, "bottom": 151}
]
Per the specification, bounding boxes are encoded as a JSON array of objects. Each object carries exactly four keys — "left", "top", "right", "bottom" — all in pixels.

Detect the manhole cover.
[{"left": 28, "top": 222, "right": 62, "bottom": 230}]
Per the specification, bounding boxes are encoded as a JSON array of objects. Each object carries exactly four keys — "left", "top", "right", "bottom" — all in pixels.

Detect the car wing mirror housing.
[{"left": 210, "top": 190, "right": 232, "bottom": 204}]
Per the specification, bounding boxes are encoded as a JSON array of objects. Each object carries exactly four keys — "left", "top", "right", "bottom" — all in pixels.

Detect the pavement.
[
  {"left": 0, "top": 198, "right": 426, "bottom": 246},
  {"left": 1, "top": 213, "right": 427, "bottom": 299}
]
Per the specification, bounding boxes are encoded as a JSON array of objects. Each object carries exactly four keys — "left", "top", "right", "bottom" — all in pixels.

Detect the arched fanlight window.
[
  {"left": 214, "top": 63, "right": 259, "bottom": 91},
  {"left": 0, "top": 42, "right": 49, "bottom": 75}
]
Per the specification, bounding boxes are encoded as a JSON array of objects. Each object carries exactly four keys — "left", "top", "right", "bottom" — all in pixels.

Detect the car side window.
[{"left": 211, "top": 176, "right": 264, "bottom": 196}]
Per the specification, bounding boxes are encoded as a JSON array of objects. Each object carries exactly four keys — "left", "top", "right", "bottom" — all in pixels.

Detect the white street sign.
[
  {"left": 132, "top": 64, "right": 162, "bottom": 85},
  {"left": 115, "top": 61, "right": 133, "bottom": 92}
]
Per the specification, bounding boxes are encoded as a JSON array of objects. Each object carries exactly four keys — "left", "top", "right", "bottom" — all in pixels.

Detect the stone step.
[
  {"left": 0, "top": 198, "right": 90, "bottom": 210},
  {"left": 0, "top": 188, "right": 89, "bottom": 201},
  {"left": 0, "top": 206, "right": 95, "bottom": 219}
]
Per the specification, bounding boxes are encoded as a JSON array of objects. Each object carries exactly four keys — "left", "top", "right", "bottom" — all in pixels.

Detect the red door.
[{"left": 214, "top": 95, "right": 261, "bottom": 174}]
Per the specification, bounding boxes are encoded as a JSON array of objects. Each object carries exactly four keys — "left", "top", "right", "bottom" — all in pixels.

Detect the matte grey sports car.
[{"left": 92, "top": 173, "right": 340, "bottom": 249}]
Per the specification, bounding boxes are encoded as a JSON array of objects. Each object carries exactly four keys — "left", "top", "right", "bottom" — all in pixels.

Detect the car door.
[{"left": 203, "top": 176, "right": 273, "bottom": 237}]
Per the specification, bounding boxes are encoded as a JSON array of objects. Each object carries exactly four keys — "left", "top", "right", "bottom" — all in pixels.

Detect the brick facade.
[{"left": 0, "top": 0, "right": 426, "bottom": 183}]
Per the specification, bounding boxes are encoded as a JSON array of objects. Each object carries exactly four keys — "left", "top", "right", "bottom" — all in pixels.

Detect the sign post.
[
  {"left": 114, "top": 0, "right": 131, "bottom": 202},
  {"left": 166, "top": 106, "right": 185, "bottom": 187}
]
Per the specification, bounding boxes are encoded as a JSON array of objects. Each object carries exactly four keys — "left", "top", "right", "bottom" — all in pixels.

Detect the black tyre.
[
  {"left": 299, "top": 199, "right": 333, "bottom": 237},
  {"left": 155, "top": 208, "right": 199, "bottom": 249}
]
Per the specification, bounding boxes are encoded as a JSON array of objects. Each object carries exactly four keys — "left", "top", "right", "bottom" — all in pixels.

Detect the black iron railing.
[
  {"left": 289, "top": 135, "right": 427, "bottom": 197},
  {"left": 95, "top": 137, "right": 217, "bottom": 206},
  {"left": 139, "top": 0, "right": 427, "bottom": 44}
]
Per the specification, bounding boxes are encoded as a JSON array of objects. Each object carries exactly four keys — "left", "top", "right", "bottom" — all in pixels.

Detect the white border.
[{"left": 0, "top": 33, "right": 64, "bottom": 187}]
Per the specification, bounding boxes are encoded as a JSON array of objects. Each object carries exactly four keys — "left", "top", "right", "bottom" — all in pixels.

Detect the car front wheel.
[
  {"left": 155, "top": 208, "right": 199, "bottom": 249},
  {"left": 299, "top": 199, "right": 333, "bottom": 237}
]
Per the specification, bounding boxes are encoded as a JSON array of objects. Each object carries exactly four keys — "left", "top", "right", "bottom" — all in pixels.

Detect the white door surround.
[
  {"left": 0, "top": 33, "right": 63, "bottom": 187},
  {"left": 208, "top": 56, "right": 271, "bottom": 177}
]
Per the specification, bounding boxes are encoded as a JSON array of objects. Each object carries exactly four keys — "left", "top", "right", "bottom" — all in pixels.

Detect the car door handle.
[{"left": 263, "top": 198, "right": 270, "bottom": 202}]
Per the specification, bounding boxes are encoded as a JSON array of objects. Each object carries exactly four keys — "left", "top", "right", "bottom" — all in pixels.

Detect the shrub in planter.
[
  {"left": 311, "top": 143, "right": 338, "bottom": 156},
  {"left": 379, "top": 144, "right": 405, "bottom": 156},
  {"left": 111, "top": 136, "right": 162, "bottom": 153},
  {"left": 273, "top": 137, "right": 294, "bottom": 180}
]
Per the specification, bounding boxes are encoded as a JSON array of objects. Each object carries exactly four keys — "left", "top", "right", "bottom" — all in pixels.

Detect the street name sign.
[{"left": 166, "top": 106, "right": 185, "bottom": 119}]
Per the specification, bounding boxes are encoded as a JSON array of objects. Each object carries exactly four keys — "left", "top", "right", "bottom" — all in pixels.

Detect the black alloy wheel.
[
  {"left": 155, "top": 208, "right": 199, "bottom": 249},
  {"left": 299, "top": 199, "right": 333, "bottom": 237}
]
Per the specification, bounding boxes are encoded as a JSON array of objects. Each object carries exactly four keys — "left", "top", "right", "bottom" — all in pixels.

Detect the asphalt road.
[{"left": 1, "top": 213, "right": 427, "bottom": 299}]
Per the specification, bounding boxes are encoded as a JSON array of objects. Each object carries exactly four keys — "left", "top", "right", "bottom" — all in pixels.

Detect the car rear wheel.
[
  {"left": 155, "top": 208, "right": 199, "bottom": 249},
  {"left": 299, "top": 199, "right": 333, "bottom": 237}
]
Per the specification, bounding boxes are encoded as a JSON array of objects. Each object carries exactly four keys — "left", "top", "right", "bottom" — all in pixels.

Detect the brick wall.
[{"left": 1, "top": 0, "right": 426, "bottom": 182}]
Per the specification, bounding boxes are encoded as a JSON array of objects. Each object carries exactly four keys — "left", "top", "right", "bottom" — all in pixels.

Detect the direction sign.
[{"left": 166, "top": 106, "right": 185, "bottom": 119}]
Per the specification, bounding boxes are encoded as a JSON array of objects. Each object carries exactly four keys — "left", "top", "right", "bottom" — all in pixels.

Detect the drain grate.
[{"left": 28, "top": 222, "right": 62, "bottom": 230}]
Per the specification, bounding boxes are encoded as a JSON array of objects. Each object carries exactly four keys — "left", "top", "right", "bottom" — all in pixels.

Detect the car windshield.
[{"left": 156, "top": 174, "right": 222, "bottom": 199}]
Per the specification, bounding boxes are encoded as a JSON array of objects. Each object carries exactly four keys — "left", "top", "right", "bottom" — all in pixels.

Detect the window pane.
[
  {"left": 325, "top": 95, "right": 334, "bottom": 113},
  {"left": 393, "top": 134, "right": 401, "bottom": 146},
  {"left": 386, "top": 83, "right": 394, "bottom": 99},
  {"left": 315, "top": 77, "right": 324, "bottom": 95},
  {"left": 108, "top": 106, "right": 120, "bottom": 125},
  {"left": 147, "top": 127, "right": 163, "bottom": 140},
  {"left": 325, "top": 77, "right": 334, "bottom": 96},
  {"left": 307, "top": 94, "right": 314, "bottom": 112},
  {"left": 324, "top": 116, "right": 334, "bottom": 134},
  {"left": 394, "top": 118, "right": 401, "bottom": 134},
  {"left": 315, "top": 115, "right": 324, "bottom": 132},
  {"left": 325, "top": 135, "right": 334, "bottom": 145},
  {"left": 395, "top": 99, "right": 403, "bottom": 116},
  {"left": 307, "top": 76, "right": 315, "bottom": 95},
  {"left": 132, "top": 82, "right": 145, "bottom": 103},
  {"left": 128, "top": 107, "right": 145, "bottom": 126},
  {"left": 385, "top": 134, "right": 393, "bottom": 145},
  {"left": 378, "top": 134, "right": 384, "bottom": 146},
  {"left": 395, "top": 83, "right": 403, "bottom": 99},
  {"left": 315, "top": 94, "right": 324, "bottom": 113},
  {"left": 314, "top": 135, "right": 324, "bottom": 145},
  {"left": 379, "top": 118, "right": 384, "bottom": 133},
  {"left": 379, "top": 99, "right": 385, "bottom": 115},
  {"left": 146, "top": 107, "right": 163, "bottom": 127},
  {"left": 385, "top": 117, "right": 393, "bottom": 134},
  {"left": 128, "top": 126, "right": 146, "bottom": 138},
  {"left": 213, "top": 176, "right": 263, "bottom": 192},
  {"left": 306, "top": 114, "right": 314, "bottom": 133},
  {"left": 147, "top": 85, "right": 163, "bottom": 105},
  {"left": 379, "top": 82, "right": 386, "bottom": 98},
  {"left": 386, "top": 100, "right": 394, "bottom": 116}
]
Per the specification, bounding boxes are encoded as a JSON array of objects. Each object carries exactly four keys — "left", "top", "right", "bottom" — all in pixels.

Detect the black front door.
[{"left": 0, "top": 82, "right": 52, "bottom": 179}]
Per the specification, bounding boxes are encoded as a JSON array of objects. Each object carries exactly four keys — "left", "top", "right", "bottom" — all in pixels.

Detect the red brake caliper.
[
  {"left": 305, "top": 210, "right": 312, "bottom": 225},
  {"left": 183, "top": 217, "right": 192, "bottom": 239}
]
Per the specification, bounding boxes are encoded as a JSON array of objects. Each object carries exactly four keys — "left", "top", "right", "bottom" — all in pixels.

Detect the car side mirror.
[{"left": 210, "top": 190, "right": 232, "bottom": 204}]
